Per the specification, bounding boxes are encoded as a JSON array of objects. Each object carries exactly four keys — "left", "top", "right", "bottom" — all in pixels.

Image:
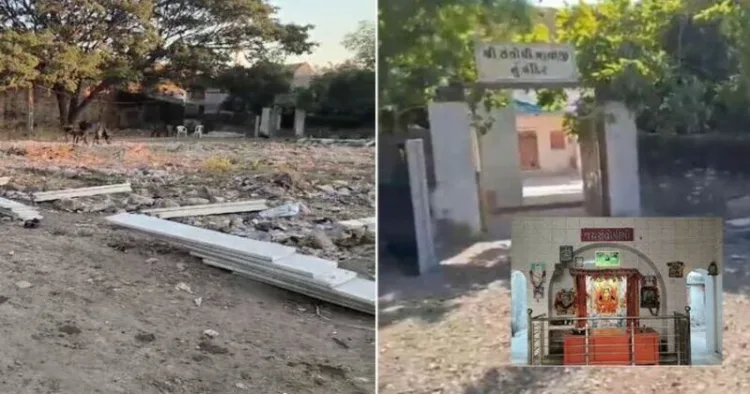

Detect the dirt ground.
[
  {"left": 0, "top": 137, "right": 375, "bottom": 393},
  {"left": 379, "top": 230, "right": 750, "bottom": 394}
]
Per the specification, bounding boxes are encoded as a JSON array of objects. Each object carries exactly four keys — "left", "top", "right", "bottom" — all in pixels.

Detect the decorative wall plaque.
[
  {"left": 574, "top": 256, "right": 584, "bottom": 268},
  {"left": 580, "top": 228, "right": 634, "bottom": 242},
  {"left": 667, "top": 261, "right": 685, "bottom": 278},
  {"left": 641, "top": 275, "right": 657, "bottom": 288},
  {"left": 554, "top": 289, "right": 577, "bottom": 315},
  {"left": 559, "top": 245, "right": 574, "bottom": 263}
]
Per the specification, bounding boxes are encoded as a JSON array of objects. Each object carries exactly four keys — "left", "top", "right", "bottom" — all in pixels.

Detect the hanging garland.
[
  {"left": 569, "top": 268, "right": 641, "bottom": 279},
  {"left": 529, "top": 269, "right": 546, "bottom": 301}
]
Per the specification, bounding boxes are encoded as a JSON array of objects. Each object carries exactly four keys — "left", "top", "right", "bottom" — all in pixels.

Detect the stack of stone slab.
[{"left": 106, "top": 213, "right": 375, "bottom": 314}]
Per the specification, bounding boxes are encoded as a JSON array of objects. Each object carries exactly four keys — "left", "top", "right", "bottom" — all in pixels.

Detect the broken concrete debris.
[
  {"left": 338, "top": 217, "right": 376, "bottom": 234},
  {"left": 0, "top": 197, "right": 43, "bottom": 227},
  {"left": 258, "top": 202, "right": 301, "bottom": 219},
  {"left": 106, "top": 213, "right": 375, "bottom": 314}
]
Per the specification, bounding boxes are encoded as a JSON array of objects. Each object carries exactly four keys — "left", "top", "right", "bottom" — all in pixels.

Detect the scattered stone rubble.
[{"left": 0, "top": 164, "right": 376, "bottom": 277}]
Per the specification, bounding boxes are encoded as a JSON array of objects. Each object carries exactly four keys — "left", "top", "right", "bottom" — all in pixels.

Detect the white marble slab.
[{"left": 106, "top": 213, "right": 295, "bottom": 262}]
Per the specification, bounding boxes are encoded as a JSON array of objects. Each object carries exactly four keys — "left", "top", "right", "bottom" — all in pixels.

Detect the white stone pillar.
[
  {"left": 601, "top": 101, "right": 641, "bottom": 216},
  {"left": 294, "top": 109, "right": 306, "bottom": 137},
  {"left": 478, "top": 106, "right": 523, "bottom": 210},
  {"left": 260, "top": 107, "right": 271, "bottom": 136},
  {"left": 427, "top": 101, "right": 482, "bottom": 235},
  {"left": 405, "top": 138, "right": 438, "bottom": 274},
  {"left": 274, "top": 107, "right": 282, "bottom": 134}
]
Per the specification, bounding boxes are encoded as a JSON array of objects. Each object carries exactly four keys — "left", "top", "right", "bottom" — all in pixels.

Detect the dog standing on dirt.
[
  {"left": 150, "top": 123, "right": 174, "bottom": 138},
  {"left": 63, "top": 121, "right": 111, "bottom": 145}
]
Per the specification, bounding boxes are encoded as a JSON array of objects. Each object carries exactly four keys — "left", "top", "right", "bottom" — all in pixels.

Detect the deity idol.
[{"left": 596, "top": 285, "right": 619, "bottom": 314}]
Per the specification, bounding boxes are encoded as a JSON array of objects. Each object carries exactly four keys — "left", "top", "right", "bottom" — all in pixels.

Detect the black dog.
[{"left": 65, "top": 121, "right": 111, "bottom": 144}]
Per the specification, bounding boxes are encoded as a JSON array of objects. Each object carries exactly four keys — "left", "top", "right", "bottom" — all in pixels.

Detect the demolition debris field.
[{"left": 0, "top": 138, "right": 375, "bottom": 394}]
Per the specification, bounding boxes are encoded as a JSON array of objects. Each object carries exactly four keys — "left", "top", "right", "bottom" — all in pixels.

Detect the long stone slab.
[
  {"left": 190, "top": 250, "right": 354, "bottom": 288},
  {"left": 106, "top": 213, "right": 296, "bottom": 262},
  {"left": 335, "top": 277, "right": 376, "bottom": 305},
  {"left": 204, "top": 259, "right": 374, "bottom": 314},
  {"left": 33, "top": 183, "right": 132, "bottom": 201},
  {"left": 141, "top": 199, "right": 268, "bottom": 219},
  {"left": 0, "top": 197, "right": 43, "bottom": 222},
  {"left": 143, "top": 232, "right": 338, "bottom": 279}
]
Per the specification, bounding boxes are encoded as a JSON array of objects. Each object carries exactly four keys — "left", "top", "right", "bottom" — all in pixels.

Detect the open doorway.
[
  {"left": 686, "top": 269, "right": 720, "bottom": 364},
  {"left": 510, "top": 270, "right": 528, "bottom": 364}
]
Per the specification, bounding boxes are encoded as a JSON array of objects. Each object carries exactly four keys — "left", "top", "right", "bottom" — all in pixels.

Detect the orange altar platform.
[{"left": 563, "top": 328, "right": 660, "bottom": 365}]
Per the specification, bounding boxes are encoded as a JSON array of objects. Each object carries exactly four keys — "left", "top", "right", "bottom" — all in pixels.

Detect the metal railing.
[{"left": 527, "top": 307, "right": 692, "bottom": 366}]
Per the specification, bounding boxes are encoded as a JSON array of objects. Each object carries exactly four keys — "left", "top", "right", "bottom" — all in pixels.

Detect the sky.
[{"left": 270, "top": 0, "right": 375, "bottom": 66}]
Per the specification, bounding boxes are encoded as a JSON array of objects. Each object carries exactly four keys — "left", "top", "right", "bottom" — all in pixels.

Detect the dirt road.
[{"left": 0, "top": 138, "right": 375, "bottom": 393}]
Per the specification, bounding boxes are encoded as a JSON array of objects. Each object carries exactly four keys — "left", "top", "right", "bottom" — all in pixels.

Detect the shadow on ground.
[
  {"left": 379, "top": 236, "right": 511, "bottom": 328},
  {"left": 462, "top": 366, "right": 571, "bottom": 394}
]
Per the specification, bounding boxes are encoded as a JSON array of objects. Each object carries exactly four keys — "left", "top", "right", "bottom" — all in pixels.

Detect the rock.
[
  {"left": 337, "top": 188, "right": 351, "bottom": 196},
  {"left": 146, "top": 257, "right": 159, "bottom": 264},
  {"left": 198, "top": 186, "right": 221, "bottom": 203},
  {"left": 258, "top": 203, "right": 301, "bottom": 218},
  {"left": 135, "top": 332, "right": 156, "bottom": 343},
  {"left": 202, "top": 329, "right": 219, "bottom": 338},
  {"left": 254, "top": 221, "right": 274, "bottom": 232},
  {"left": 176, "top": 262, "right": 187, "bottom": 271},
  {"left": 86, "top": 197, "right": 116, "bottom": 213},
  {"left": 175, "top": 282, "right": 193, "bottom": 294},
  {"left": 194, "top": 297, "right": 203, "bottom": 307},
  {"left": 235, "top": 382, "right": 248, "bottom": 390},
  {"left": 309, "top": 230, "right": 336, "bottom": 250},
  {"left": 127, "top": 193, "right": 155, "bottom": 207},
  {"left": 53, "top": 198, "right": 85, "bottom": 212},
  {"left": 317, "top": 184, "right": 337, "bottom": 194},
  {"left": 229, "top": 217, "right": 244, "bottom": 229},
  {"left": 183, "top": 197, "right": 210, "bottom": 206},
  {"left": 153, "top": 198, "right": 180, "bottom": 209},
  {"left": 272, "top": 172, "right": 300, "bottom": 189},
  {"left": 62, "top": 168, "right": 80, "bottom": 178},
  {"left": 15, "top": 281, "right": 32, "bottom": 289},
  {"left": 205, "top": 217, "right": 232, "bottom": 231}
]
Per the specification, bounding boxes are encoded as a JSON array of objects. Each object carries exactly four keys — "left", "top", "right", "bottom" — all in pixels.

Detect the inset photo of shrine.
[{"left": 510, "top": 217, "right": 723, "bottom": 366}]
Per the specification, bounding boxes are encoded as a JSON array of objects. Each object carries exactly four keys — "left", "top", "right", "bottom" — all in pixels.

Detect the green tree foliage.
[
  {"left": 342, "top": 21, "right": 376, "bottom": 70},
  {"left": 214, "top": 63, "right": 293, "bottom": 114},
  {"left": 0, "top": 0, "right": 315, "bottom": 126},
  {"left": 297, "top": 65, "right": 375, "bottom": 128},
  {"left": 553, "top": 0, "right": 750, "bottom": 135},
  {"left": 378, "top": 0, "right": 534, "bottom": 132}
]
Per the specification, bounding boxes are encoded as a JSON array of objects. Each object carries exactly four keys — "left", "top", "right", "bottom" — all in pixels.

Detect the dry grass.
[{"left": 201, "top": 155, "right": 234, "bottom": 173}]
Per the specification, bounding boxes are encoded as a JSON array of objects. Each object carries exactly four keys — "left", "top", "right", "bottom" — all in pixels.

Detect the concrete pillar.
[
  {"left": 294, "top": 109, "right": 306, "bottom": 137},
  {"left": 260, "top": 107, "right": 271, "bottom": 136},
  {"left": 478, "top": 106, "right": 523, "bottom": 210},
  {"left": 274, "top": 107, "right": 282, "bottom": 134},
  {"left": 254, "top": 115, "right": 261, "bottom": 138},
  {"left": 601, "top": 101, "right": 641, "bottom": 216},
  {"left": 405, "top": 138, "right": 437, "bottom": 274},
  {"left": 427, "top": 101, "right": 482, "bottom": 235}
]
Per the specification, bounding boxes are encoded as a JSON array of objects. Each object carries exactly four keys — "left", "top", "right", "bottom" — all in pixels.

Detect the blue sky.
[
  {"left": 267, "top": 1, "right": 587, "bottom": 66},
  {"left": 270, "top": 0, "right": 375, "bottom": 66}
]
